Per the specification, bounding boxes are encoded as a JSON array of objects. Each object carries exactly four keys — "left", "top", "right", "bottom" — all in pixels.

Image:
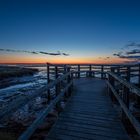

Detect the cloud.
[
  {"left": 126, "top": 49, "right": 140, "bottom": 55},
  {"left": 125, "top": 41, "right": 140, "bottom": 48},
  {"left": 39, "top": 51, "right": 61, "bottom": 55},
  {"left": 30, "top": 51, "right": 38, "bottom": 54},
  {"left": 113, "top": 52, "right": 123, "bottom": 57},
  {"left": 114, "top": 41, "right": 140, "bottom": 62},
  {"left": 113, "top": 52, "right": 140, "bottom": 60},
  {"left": 120, "top": 55, "right": 140, "bottom": 59},
  {"left": 0, "top": 48, "right": 69, "bottom": 56},
  {"left": 113, "top": 40, "right": 140, "bottom": 63},
  {"left": 0, "top": 48, "right": 39, "bottom": 54},
  {"left": 0, "top": 49, "right": 4, "bottom": 51},
  {"left": 113, "top": 47, "right": 140, "bottom": 62},
  {"left": 62, "top": 53, "right": 69, "bottom": 56},
  {"left": 98, "top": 56, "right": 110, "bottom": 60},
  {"left": 106, "top": 57, "right": 110, "bottom": 59},
  {"left": 39, "top": 51, "right": 49, "bottom": 55}
]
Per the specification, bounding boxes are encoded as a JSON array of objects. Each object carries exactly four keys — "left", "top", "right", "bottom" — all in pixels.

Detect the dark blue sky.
[{"left": 0, "top": 0, "right": 140, "bottom": 63}]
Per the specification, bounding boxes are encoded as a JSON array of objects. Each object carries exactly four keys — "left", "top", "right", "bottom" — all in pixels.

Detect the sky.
[{"left": 0, "top": 0, "right": 140, "bottom": 64}]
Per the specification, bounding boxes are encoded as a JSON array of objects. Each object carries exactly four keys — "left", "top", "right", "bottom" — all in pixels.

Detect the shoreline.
[
  {"left": 0, "top": 66, "right": 38, "bottom": 89},
  {"left": 0, "top": 66, "right": 38, "bottom": 80}
]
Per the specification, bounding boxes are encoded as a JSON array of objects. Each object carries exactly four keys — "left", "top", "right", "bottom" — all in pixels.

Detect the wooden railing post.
[
  {"left": 92, "top": 65, "right": 95, "bottom": 77},
  {"left": 123, "top": 86, "right": 129, "bottom": 109},
  {"left": 101, "top": 65, "right": 104, "bottom": 79},
  {"left": 126, "top": 66, "right": 130, "bottom": 82},
  {"left": 136, "top": 64, "right": 140, "bottom": 106},
  {"left": 47, "top": 63, "right": 51, "bottom": 103},
  {"left": 117, "top": 66, "right": 120, "bottom": 76},
  {"left": 64, "top": 64, "right": 67, "bottom": 74},
  {"left": 89, "top": 64, "right": 92, "bottom": 77},
  {"left": 124, "top": 66, "right": 130, "bottom": 109},
  {"left": 67, "top": 67, "right": 72, "bottom": 96},
  {"left": 64, "top": 66, "right": 72, "bottom": 97},
  {"left": 71, "top": 71, "right": 73, "bottom": 89},
  {"left": 47, "top": 63, "right": 50, "bottom": 83},
  {"left": 55, "top": 66, "right": 62, "bottom": 111},
  {"left": 119, "top": 66, "right": 130, "bottom": 121},
  {"left": 55, "top": 66, "right": 59, "bottom": 96},
  {"left": 139, "top": 64, "right": 140, "bottom": 88},
  {"left": 78, "top": 65, "right": 80, "bottom": 78},
  {"left": 121, "top": 85, "right": 129, "bottom": 123},
  {"left": 109, "top": 68, "right": 115, "bottom": 102}
]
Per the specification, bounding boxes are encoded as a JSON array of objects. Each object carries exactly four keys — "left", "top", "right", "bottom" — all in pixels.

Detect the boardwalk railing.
[
  {"left": 25, "top": 63, "right": 140, "bottom": 84},
  {"left": 46, "top": 63, "right": 140, "bottom": 135},
  {"left": 48, "top": 64, "right": 140, "bottom": 85},
  {"left": 111, "top": 64, "right": 140, "bottom": 86},
  {"left": 107, "top": 67, "right": 140, "bottom": 135},
  {"left": 18, "top": 66, "right": 73, "bottom": 140}
]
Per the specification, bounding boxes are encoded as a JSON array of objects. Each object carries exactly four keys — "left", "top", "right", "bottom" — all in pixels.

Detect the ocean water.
[
  {"left": 0, "top": 67, "right": 50, "bottom": 124},
  {"left": 0, "top": 67, "right": 48, "bottom": 100}
]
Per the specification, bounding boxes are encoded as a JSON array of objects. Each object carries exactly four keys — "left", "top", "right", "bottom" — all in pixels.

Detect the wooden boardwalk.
[
  {"left": 2, "top": 64, "right": 140, "bottom": 140},
  {"left": 46, "top": 78, "right": 129, "bottom": 140}
]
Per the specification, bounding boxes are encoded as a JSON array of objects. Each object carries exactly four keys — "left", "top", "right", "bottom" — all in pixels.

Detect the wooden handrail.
[
  {"left": 107, "top": 71, "right": 140, "bottom": 97},
  {"left": 107, "top": 69, "right": 140, "bottom": 136},
  {"left": 17, "top": 64, "right": 73, "bottom": 140},
  {"left": 18, "top": 81, "right": 73, "bottom": 140},
  {"left": 107, "top": 81, "right": 140, "bottom": 135}
]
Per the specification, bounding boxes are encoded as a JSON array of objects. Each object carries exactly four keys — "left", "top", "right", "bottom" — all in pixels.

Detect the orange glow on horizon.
[{"left": 0, "top": 54, "right": 131, "bottom": 64}]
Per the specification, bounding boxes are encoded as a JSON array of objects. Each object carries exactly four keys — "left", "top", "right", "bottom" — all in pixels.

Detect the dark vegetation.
[{"left": 0, "top": 66, "right": 38, "bottom": 80}]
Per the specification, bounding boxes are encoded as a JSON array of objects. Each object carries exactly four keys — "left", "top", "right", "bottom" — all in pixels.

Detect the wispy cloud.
[
  {"left": 113, "top": 52, "right": 140, "bottom": 59},
  {"left": 0, "top": 48, "right": 39, "bottom": 54},
  {"left": 62, "top": 53, "right": 69, "bottom": 56},
  {"left": 113, "top": 52, "right": 123, "bottom": 57},
  {"left": 0, "top": 48, "right": 69, "bottom": 56},
  {"left": 125, "top": 41, "right": 140, "bottom": 48},
  {"left": 119, "top": 55, "right": 140, "bottom": 59},
  {"left": 98, "top": 56, "right": 110, "bottom": 60},
  {"left": 39, "top": 51, "right": 61, "bottom": 55},
  {"left": 126, "top": 49, "right": 140, "bottom": 55},
  {"left": 113, "top": 42, "right": 140, "bottom": 62}
]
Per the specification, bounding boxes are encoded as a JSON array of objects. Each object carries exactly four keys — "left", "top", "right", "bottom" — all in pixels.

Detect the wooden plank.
[
  {"left": 48, "top": 128, "right": 119, "bottom": 140},
  {"left": 60, "top": 113, "right": 121, "bottom": 124},
  {"left": 61, "top": 112, "right": 121, "bottom": 122},
  {"left": 48, "top": 134, "right": 88, "bottom": 140},
  {"left": 53, "top": 123, "right": 128, "bottom": 139},
  {"left": 46, "top": 78, "right": 129, "bottom": 140},
  {"left": 55, "top": 119, "right": 125, "bottom": 134},
  {"left": 57, "top": 117, "right": 124, "bottom": 130}
]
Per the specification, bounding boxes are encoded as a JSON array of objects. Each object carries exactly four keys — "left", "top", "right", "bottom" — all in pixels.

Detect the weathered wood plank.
[
  {"left": 53, "top": 124, "right": 128, "bottom": 139},
  {"left": 46, "top": 78, "right": 129, "bottom": 140},
  {"left": 54, "top": 120, "right": 125, "bottom": 134},
  {"left": 47, "top": 128, "right": 120, "bottom": 140}
]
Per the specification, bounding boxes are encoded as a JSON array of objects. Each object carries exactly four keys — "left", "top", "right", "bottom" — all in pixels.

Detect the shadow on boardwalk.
[{"left": 46, "top": 78, "right": 129, "bottom": 140}]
